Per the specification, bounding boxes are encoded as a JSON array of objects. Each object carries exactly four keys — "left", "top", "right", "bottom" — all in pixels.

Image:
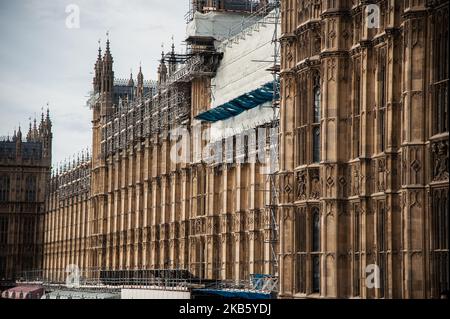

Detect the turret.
[
  {"left": 128, "top": 70, "right": 135, "bottom": 101},
  {"left": 32, "top": 118, "right": 38, "bottom": 141},
  {"left": 16, "top": 126, "right": 22, "bottom": 142},
  {"left": 101, "top": 36, "right": 114, "bottom": 95},
  {"left": 158, "top": 51, "right": 167, "bottom": 85},
  {"left": 93, "top": 35, "right": 115, "bottom": 122},
  {"left": 128, "top": 70, "right": 134, "bottom": 87},
  {"left": 93, "top": 42, "right": 103, "bottom": 93},
  {"left": 26, "top": 122, "right": 32, "bottom": 142},
  {"left": 168, "top": 38, "right": 177, "bottom": 76},
  {"left": 15, "top": 126, "right": 22, "bottom": 158},
  {"left": 41, "top": 108, "right": 52, "bottom": 162},
  {"left": 45, "top": 108, "right": 52, "bottom": 131},
  {"left": 137, "top": 65, "right": 144, "bottom": 99},
  {"left": 39, "top": 111, "right": 45, "bottom": 134}
]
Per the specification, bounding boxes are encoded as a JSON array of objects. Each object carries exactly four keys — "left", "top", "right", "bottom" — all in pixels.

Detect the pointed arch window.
[
  {"left": 295, "top": 206, "right": 322, "bottom": 295},
  {"left": 312, "top": 208, "right": 321, "bottom": 252},
  {"left": 311, "top": 207, "right": 321, "bottom": 294},
  {"left": 432, "top": 7, "right": 449, "bottom": 135},
  {"left": 296, "top": 74, "right": 308, "bottom": 166},
  {"left": 312, "top": 75, "right": 321, "bottom": 163},
  {"left": 432, "top": 188, "right": 449, "bottom": 297},
  {"left": 353, "top": 57, "right": 362, "bottom": 158},
  {"left": 377, "top": 202, "right": 387, "bottom": 298},
  {"left": 295, "top": 207, "right": 307, "bottom": 294},
  {"left": 0, "top": 249, "right": 6, "bottom": 276},
  {"left": 378, "top": 47, "right": 387, "bottom": 152},
  {"left": 0, "top": 216, "right": 8, "bottom": 244},
  {"left": 0, "top": 175, "right": 10, "bottom": 202},
  {"left": 25, "top": 175, "right": 37, "bottom": 202},
  {"left": 353, "top": 204, "right": 361, "bottom": 296}
]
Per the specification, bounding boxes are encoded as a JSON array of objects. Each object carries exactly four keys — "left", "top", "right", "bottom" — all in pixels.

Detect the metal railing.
[{"left": 16, "top": 268, "right": 279, "bottom": 293}]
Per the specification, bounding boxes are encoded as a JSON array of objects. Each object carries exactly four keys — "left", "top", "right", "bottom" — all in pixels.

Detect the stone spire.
[
  {"left": 27, "top": 121, "right": 32, "bottom": 141},
  {"left": 158, "top": 46, "right": 167, "bottom": 85},
  {"left": 17, "top": 126, "right": 22, "bottom": 141},
  {"left": 137, "top": 63, "right": 144, "bottom": 98},
  {"left": 32, "top": 118, "right": 38, "bottom": 140},
  {"left": 168, "top": 36, "right": 177, "bottom": 75},
  {"left": 101, "top": 32, "right": 114, "bottom": 94},
  {"left": 94, "top": 40, "right": 103, "bottom": 93}
]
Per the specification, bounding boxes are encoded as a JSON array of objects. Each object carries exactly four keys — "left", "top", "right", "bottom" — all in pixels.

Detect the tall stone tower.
[
  {"left": 0, "top": 111, "right": 52, "bottom": 287},
  {"left": 90, "top": 37, "right": 115, "bottom": 271},
  {"left": 278, "top": 0, "right": 449, "bottom": 299}
]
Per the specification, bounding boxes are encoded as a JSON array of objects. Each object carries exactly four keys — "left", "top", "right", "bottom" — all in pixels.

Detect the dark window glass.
[
  {"left": 295, "top": 208, "right": 307, "bottom": 294},
  {"left": 432, "top": 189, "right": 449, "bottom": 297},
  {"left": 312, "top": 209, "right": 320, "bottom": 252},
  {"left": 312, "top": 255, "right": 320, "bottom": 293},
  {"left": 313, "top": 127, "right": 321, "bottom": 163},
  {"left": 353, "top": 205, "right": 361, "bottom": 296},
  {"left": 313, "top": 86, "right": 321, "bottom": 123},
  {"left": 0, "top": 175, "right": 10, "bottom": 202},
  {"left": 312, "top": 74, "right": 321, "bottom": 163},
  {"left": 378, "top": 48, "right": 387, "bottom": 152},
  {"left": 378, "top": 204, "right": 387, "bottom": 298},
  {"left": 433, "top": 8, "right": 449, "bottom": 134},
  {"left": 0, "top": 217, "right": 8, "bottom": 244},
  {"left": 25, "top": 175, "right": 36, "bottom": 202}
]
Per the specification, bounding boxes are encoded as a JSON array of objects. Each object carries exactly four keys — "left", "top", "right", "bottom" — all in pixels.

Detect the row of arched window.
[
  {"left": 0, "top": 175, "right": 37, "bottom": 202},
  {"left": 0, "top": 175, "right": 10, "bottom": 202},
  {"left": 295, "top": 206, "right": 321, "bottom": 295},
  {"left": 432, "top": 6, "right": 449, "bottom": 135},
  {"left": 432, "top": 188, "right": 449, "bottom": 297},
  {"left": 296, "top": 71, "right": 321, "bottom": 166},
  {"left": 0, "top": 216, "right": 8, "bottom": 244}
]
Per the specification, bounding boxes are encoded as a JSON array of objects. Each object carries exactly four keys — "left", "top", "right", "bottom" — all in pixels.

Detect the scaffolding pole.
[{"left": 266, "top": 0, "right": 280, "bottom": 280}]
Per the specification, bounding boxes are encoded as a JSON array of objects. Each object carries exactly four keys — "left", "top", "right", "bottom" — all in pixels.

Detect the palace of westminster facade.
[{"left": 0, "top": 0, "right": 448, "bottom": 299}]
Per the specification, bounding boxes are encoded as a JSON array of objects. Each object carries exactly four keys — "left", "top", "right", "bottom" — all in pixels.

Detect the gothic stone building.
[
  {"left": 278, "top": 0, "right": 448, "bottom": 298},
  {"left": 0, "top": 114, "right": 52, "bottom": 288},
  {"left": 40, "top": 0, "right": 448, "bottom": 299},
  {"left": 43, "top": 1, "right": 278, "bottom": 284}
]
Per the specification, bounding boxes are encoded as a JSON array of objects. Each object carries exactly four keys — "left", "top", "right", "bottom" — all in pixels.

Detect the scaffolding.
[
  {"left": 16, "top": 267, "right": 278, "bottom": 295},
  {"left": 97, "top": 47, "right": 223, "bottom": 159},
  {"left": 98, "top": 81, "right": 193, "bottom": 158},
  {"left": 185, "top": 0, "right": 266, "bottom": 23},
  {"left": 38, "top": 1, "right": 282, "bottom": 298},
  {"left": 51, "top": 150, "right": 92, "bottom": 201},
  {"left": 268, "top": 0, "right": 280, "bottom": 277}
]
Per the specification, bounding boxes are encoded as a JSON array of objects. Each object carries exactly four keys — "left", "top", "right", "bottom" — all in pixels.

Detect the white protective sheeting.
[
  {"left": 186, "top": 11, "right": 250, "bottom": 43},
  {"left": 41, "top": 290, "right": 120, "bottom": 299},
  {"left": 210, "top": 102, "right": 275, "bottom": 141},
  {"left": 209, "top": 10, "right": 280, "bottom": 141},
  {"left": 211, "top": 13, "right": 278, "bottom": 108},
  {"left": 121, "top": 288, "right": 191, "bottom": 299}
]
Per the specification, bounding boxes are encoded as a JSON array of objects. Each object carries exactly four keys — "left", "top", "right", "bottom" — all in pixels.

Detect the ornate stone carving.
[
  {"left": 431, "top": 140, "right": 449, "bottom": 181},
  {"left": 377, "top": 158, "right": 386, "bottom": 192},
  {"left": 310, "top": 169, "right": 321, "bottom": 199},
  {"left": 353, "top": 168, "right": 360, "bottom": 195},
  {"left": 295, "top": 170, "right": 307, "bottom": 200}
]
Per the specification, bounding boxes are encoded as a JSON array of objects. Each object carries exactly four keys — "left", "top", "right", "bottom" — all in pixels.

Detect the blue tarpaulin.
[
  {"left": 192, "top": 289, "right": 274, "bottom": 299},
  {"left": 195, "top": 82, "right": 278, "bottom": 123}
]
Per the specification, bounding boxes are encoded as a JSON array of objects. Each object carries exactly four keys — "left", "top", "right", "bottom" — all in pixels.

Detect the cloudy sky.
[{"left": 0, "top": 0, "right": 188, "bottom": 166}]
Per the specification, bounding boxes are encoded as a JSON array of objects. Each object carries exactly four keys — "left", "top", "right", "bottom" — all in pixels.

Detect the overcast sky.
[{"left": 0, "top": 0, "right": 188, "bottom": 166}]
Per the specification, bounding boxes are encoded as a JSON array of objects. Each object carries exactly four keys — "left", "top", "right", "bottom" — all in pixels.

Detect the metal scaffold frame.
[
  {"left": 34, "top": 1, "right": 282, "bottom": 297},
  {"left": 266, "top": 0, "right": 280, "bottom": 280},
  {"left": 16, "top": 267, "right": 278, "bottom": 294}
]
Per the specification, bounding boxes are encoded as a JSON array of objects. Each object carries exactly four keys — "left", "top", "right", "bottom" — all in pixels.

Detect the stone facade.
[
  {"left": 43, "top": 1, "right": 278, "bottom": 284},
  {"left": 43, "top": 155, "right": 91, "bottom": 282},
  {"left": 278, "top": 0, "right": 448, "bottom": 298},
  {"left": 0, "top": 113, "right": 52, "bottom": 286},
  {"left": 37, "top": 0, "right": 449, "bottom": 299}
]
